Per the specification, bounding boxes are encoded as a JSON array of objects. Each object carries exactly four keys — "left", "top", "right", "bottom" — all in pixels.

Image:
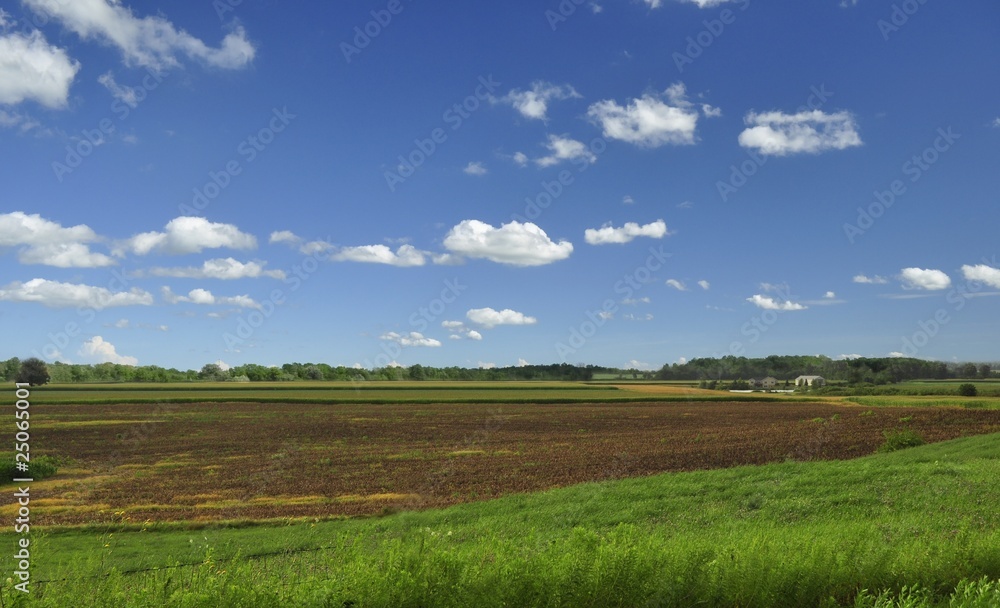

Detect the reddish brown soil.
[{"left": 20, "top": 401, "right": 1000, "bottom": 525}]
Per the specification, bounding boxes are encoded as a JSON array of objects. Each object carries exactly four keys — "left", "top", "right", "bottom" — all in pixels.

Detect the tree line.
[
  {"left": 2, "top": 355, "right": 995, "bottom": 386},
  {"left": 1, "top": 358, "right": 607, "bottom": 384},
  {"left": 655, "top": 355, "right": 995, "bottom": 384}
]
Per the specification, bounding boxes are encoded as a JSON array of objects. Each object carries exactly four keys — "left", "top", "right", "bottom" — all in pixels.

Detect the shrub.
[
  {"left": 2, "top": 454, "right": 60, "bottom": 483},
  {"left": 958, "top": 383, "right": 978, "bottom": 397},
  {"left": 878, "top": 429, "right": 925, "bottom": 453}
]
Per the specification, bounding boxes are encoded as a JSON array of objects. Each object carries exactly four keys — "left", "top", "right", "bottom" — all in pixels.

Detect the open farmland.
[
  {"left": 25, "top": 381, "right": 735, "bottom": 404},
  {"left": 13, "top": 397, "right": 1000, "bottom": 527}
]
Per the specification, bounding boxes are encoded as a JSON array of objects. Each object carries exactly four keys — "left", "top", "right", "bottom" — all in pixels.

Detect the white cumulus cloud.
[
  {"left": 24, "top": 0, "right": 256, "bottom": 70},
  {"left": 120, "top": 217, "right": 257, "bottom": 256},
  {"left": 495, "top": 81, "right": 581, "bottom": 120},
  {"left": 0, "top": 211, "right": 115, "bottom": 268},
  {"left": 899, "top": 267, "right": 951, "bottom": 291},
  {"left": 738, "top": 110, "right": 862, "bottom": 156},
  {"left": 463, "top": 161, "right": 488, "bottom": 176},
  {"left": 584, "top": 220, "right": 667, "bottom": 245},
  {"left": 331, "top": 244, "right": 426, "bottom": 267},
  {"left": 160, "top": 286, "right": 260, "bottom": 309},
  {"left": 78, "top": 336, "right": 138, "bottom": 365},
  {"left": 666, "top": 279, "right": 686, "bottom": 291},
  {"left": 746, "top": 294, "right": 807, "bottom": 311},
  {"left": 148, "top": 258, "right": 284, "bottom": 280},
  {"left": 586, "top": 83, "right": 705, "bottom": 148},
  {"left": 961, "top": 264, "right": 1000, "bottom": 288},
  {"left": 443, "top": 220, "right": 572, "bottom": 266},
  {"left": 535, "top": 134, "right": 596, "bottom": 167},
  {"left": 698, "top": 280, "right": 710, "bottom": 290},
  {"left": 441, "top": 321, "right": 483, "bottom": 341},
  {"left": 268, "top": 230, "right": 301, "bottom": 245},
  {"left": 0, "top": 30, "right": 80, "bottom": 108},
  {"left": 853, "top": 274, "right": 889, "bottom": 284},
  {"left": 0, "top": 278, "right": 152, "bottom": 309},
  {"left": 379, "top": 331, "right": 442, "bottom": 347},
  {"left": 466, "top": 307, "right": 537, "bottom": 329}
]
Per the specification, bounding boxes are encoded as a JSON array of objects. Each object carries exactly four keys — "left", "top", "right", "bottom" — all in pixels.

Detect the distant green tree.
[
  {"left": 17, "top": 358, "right": 50, "bottom": 386},
  {"left": 958, "top": 383, "right": 978, "bottom": 397},
  {"left": 959, "top": 363, "right": 978, "bottom": 379},
  {"left": 979, "top": 364, "right": 993, "bottom": 379},
  {"left": 2, "top": 357, "right": 20, "bottom": 381},
  {"left": 198, "top": 363, "right": 227, "bottom": 381}
]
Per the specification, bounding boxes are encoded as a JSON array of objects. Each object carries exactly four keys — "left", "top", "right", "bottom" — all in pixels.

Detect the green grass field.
[{"left": 7, "top": 433, "right": 1000, "bottom": 607}]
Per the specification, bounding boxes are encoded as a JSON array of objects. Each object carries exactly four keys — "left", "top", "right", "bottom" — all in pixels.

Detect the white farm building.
[{"left": 795, "top": 375, "right": 826, "bottom": 387}]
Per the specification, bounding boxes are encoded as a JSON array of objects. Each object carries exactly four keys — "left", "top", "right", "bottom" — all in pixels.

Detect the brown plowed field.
[{"left": 13, "top": 401, "right": 1000, "bottom": 526}]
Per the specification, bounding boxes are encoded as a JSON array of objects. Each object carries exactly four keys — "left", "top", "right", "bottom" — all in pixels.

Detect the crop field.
[
  {"left": 25, "top": 381, "right": 744, "bottom": 404},
  {"left": 11, "top": 397, "right": 1000, "bottom": 527}
]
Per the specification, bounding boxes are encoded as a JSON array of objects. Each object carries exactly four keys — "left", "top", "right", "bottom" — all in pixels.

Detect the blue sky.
[{"left": 1, "top": 0, "right": 999, "bottom": 371}]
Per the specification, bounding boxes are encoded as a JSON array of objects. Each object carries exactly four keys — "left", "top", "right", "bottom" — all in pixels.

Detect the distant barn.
[{"left": 795, "top": 375, "right": 826, "bottom": 387}]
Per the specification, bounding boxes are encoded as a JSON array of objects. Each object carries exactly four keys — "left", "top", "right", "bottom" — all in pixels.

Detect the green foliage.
[
  {"left": 16, "top": 357, "right": 50, "bottom": 386},
  {"left": 198, "top": 363, "right": 228, "bottom": 381},
  {"left": 958, "top": 383, "right": 978, "bottom": 397},
  {"left": 2, "top": 454, "right": 59, "bottom": 483},
  {"left": 878, "top": 429, "right": 925, "bottom": 453},
  {"left": 655, "top": 355, "right": 996, "bottom": 385}
]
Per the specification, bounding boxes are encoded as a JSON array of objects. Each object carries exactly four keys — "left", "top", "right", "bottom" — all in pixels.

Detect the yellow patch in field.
[
  {"left": 189, "top": 495, "right": 329, "bottom": 509},
  {"left": 248, "top": 495, "right": 328, "bottom": 506},
  {"left": 28, "top": 475, "right": 115, "bottom": 492},
  {"left": 335, "top": 493, "right": 419, "bottom": 503},
  {"left": 349, "top": 417, "right": 378, "bottom": 422},
  {"left": 176, "top": 494, "right": 224, "bottom": 502},
  {"left": 116, "top": 463, "right": 153, "bottom": 470},
  {"left": 0, "top": 502, "right": 110, "bottom": 518},
  {"left": 30, "top": 498, "right": 76, "bottom": 507},
  {"left": 386, "top": 450, "right": 424, "bottom": 460},
  {"left": 153, "top": 459, "right": 198, "bottom": 469},
  {"left": 35, "top": 420, "right": 161, "bottom": 429},
  {"left": 449, "top": 450, "right": 485, "bottom": 456}
]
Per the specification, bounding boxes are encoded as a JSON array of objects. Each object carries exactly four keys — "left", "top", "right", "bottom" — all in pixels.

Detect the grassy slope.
[{"left": 12, "top": 433, "right": 1000, "bottom": 607}]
